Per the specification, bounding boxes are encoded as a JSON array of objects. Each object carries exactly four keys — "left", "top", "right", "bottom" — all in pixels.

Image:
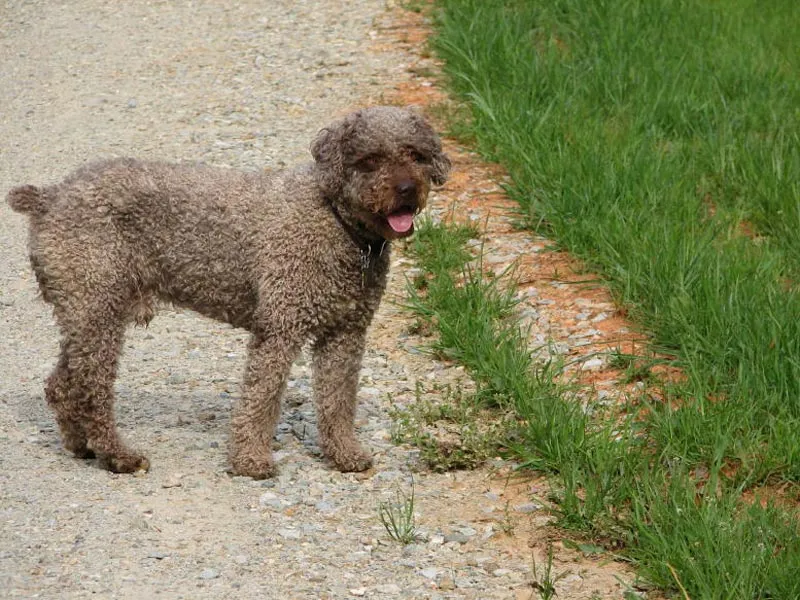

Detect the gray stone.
[
  {"left": 314, "top": 500, "right": 336, "bottom": 514},
  {"left": 277, "top": 528, "right": 302, "bottom": 540},
  {"left": 443, "top": 532, "right": 470, "bottom": 544},
  {"left": 581, "top": 357, "right": 605, "bottom": 371},
  {"left": 199, "top": 569, "right": 219, "bottom": 580},
  {"left": 259, "top": 492, "right": 284, "bottom": 509},
  {"left": 419, "top": 567, "right": 439, "bottom": 580}
]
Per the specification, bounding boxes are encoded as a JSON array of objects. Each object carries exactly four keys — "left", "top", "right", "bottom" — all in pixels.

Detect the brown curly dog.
[{"left": 7, "top": 106, "right": 450, "bottom": 479}]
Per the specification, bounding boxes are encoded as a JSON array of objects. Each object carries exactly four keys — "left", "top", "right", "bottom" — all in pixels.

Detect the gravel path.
[{"left": 0, "top": 2, "right": 633, "bottom": 599}]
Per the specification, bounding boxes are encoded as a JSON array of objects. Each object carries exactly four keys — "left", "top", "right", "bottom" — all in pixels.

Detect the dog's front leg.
[
  {"left": 312, "top": 325, "right": 373, "bottom": 472},
  {"left": 229, "top": 335, "right": 299, "bottom": 479}
]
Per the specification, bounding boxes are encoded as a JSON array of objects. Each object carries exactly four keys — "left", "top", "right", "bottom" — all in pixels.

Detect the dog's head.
[{"left": 311, "top": 106, "right": 451, "bottom": 240}]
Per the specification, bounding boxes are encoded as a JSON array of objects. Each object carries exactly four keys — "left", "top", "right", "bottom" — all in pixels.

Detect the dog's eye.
[
  {"left": 355, "top": 156, "right": 380, "bottom": 172},
  {"left": 411, "top": 151, "right": 431, "bottom": 165}
]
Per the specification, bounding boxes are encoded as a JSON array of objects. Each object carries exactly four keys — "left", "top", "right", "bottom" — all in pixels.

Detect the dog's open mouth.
[{"left": 385, "top": 207, "right": 416, "bottom": 234}]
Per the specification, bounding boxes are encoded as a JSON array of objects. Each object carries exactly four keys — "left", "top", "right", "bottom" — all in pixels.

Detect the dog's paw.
[
  {"left": 103, "top": 453, "right": 150, "bottom": 474},
  {"left": 229, "top": 453, "right": 277, "bottom": 480},
  {"left": 330, "top": 445, "right": 373, "bottom": 473}
]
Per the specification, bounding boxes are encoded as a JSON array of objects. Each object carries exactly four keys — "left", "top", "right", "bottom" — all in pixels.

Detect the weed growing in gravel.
[
  {"left": 390, "top": 382, "right": 515, "bottom": 471},
  {"left": 497, "top": 500, "right": 515, "bottom": 536},
  {"left": 378, "top": 477, "right": 420, "bottom": 545},
  {"left": 530, "top": 542, "right": 568, "bottom": 600}
]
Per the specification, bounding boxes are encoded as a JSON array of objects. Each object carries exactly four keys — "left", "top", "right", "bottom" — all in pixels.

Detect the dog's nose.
[{"left": 395, "top": 179, "right": 417, "bottom": 200}]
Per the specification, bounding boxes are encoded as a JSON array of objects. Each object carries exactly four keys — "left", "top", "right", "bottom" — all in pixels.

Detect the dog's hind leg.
[
  {"left": 57, "top": 307, "right": 149, "bottom": 474},
  {"left": 45, "top": 341, "right": 94, "bottom": 459}
]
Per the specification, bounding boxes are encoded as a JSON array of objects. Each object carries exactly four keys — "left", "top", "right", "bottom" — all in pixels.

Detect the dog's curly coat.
[{"left": 7, "top": 106, "right": 450, "bottom": 479}]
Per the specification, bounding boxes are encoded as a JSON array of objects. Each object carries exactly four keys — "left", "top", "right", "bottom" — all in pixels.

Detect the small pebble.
[
  {"left": 199, "top": 569, "right": 219, "bottom": 580},
  {"left": 278, "top": 528, "right": 302, "bottom": 540},
  {"left": 443, "top": 532, "right": 469, "bottom": 544},
  {"left": 259, "top": 492, "right": 284, "bottom": 509},
  {"left": 581, "top": 357, "right": 605, "bottom": 371},
  {"left": 315, "top": 500, "right": 336, "bottom": 514},
  {"left": 162, "top": 475, "right": 183, "bottom": 488},
  {"left": 420, "top": 567, "right": 439, "bottom": 580}
]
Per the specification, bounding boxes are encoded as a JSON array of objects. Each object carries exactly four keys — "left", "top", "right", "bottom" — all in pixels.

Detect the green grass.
[
  {"left": 427, "top": 0, "right": 800, "bottom": 482},
  {"left": 628, "top": 474, "right": 800, "bottom": 597},
  {"left": 396, "top": 1, "right": 800, "bottom": 592}
]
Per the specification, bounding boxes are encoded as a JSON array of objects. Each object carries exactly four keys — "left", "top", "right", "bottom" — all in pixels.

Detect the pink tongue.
[{"left": 387, "top": 210, "right": 415, "bottom": 233}]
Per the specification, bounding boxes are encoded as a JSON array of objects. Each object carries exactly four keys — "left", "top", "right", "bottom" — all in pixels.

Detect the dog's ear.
[
  {"left": 311, "top": 115, "right": 355, "bottom": 198},
  {"left": 406, "top": 108, "right": 451, "bottom": 186},
  {"left": 431, "top": 149, "right": 451, "bottom": 186}
]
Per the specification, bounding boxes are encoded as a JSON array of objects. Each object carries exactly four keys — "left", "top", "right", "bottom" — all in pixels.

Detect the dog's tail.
[{"left": 7, "top": 185, "right": 50, "bottom": 216}]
